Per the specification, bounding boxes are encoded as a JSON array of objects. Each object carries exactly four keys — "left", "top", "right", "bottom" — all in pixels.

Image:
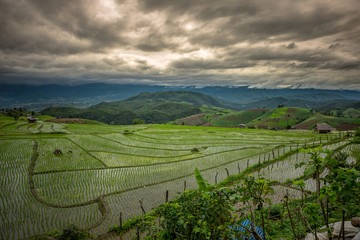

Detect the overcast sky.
[{"left": 0, "top": 0, "right": 359, "bottom": 89}]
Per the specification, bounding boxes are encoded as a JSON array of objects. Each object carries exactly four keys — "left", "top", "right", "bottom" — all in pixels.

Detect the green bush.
[
  {"left": 59, "top": 225, "right": 90, "bottom": 240},
  {"left": 355, "top": 127, "right": 360, "bottom": 137},
  {"left": 132, "top": 118, "right": 145, "bottom": 125}
]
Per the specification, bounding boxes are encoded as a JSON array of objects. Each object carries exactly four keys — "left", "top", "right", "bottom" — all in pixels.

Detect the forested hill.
[
  {"left": 122, "top": 91, "right": 229, "bottom": 109},
  {"left": 41, "top": 91, "right": 227, "bottom": 125}
]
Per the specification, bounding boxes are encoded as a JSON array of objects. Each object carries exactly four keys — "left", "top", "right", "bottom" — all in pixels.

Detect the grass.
[
  {"left": 210, "top": 110, "right": 265, "bottom": 127},
  {"left": 247, "top": 107, "right": 309, "bottom": 129},
  {"left": 0, "top": 115, "right": 352, "bottom": 239}
]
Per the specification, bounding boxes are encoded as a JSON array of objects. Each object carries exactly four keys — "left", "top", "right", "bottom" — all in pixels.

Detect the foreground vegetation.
[
  {"left": 0, "top": 114, "right": 358, "bottom": 239},
  {"left": 127, "top": 138, "right": 360, "bottom": 240}
]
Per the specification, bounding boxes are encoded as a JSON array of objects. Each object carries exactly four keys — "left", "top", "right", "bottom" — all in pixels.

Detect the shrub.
[
  {"left": 132, "top": 118, "right": 145, "bottom": 125},
  {"left": 59, "top": 225, "right": 81, "bottom": 240},
  {"left": 355, "top": 127, "right": 360, "bottom": 137}
]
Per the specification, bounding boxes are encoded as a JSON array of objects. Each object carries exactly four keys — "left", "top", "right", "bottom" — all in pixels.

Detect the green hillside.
[
  {"left": 177, "top": 106, "right": 360, "bottom": 130},
  {"left": 122, "top": 91, "right": 229, "bottom": 109},
  {"left": 343, "top": 108, "right": 360, "bottom": 118},
  {"left": 247, "top": 107, "right": 312, "bottom": 129},
  {"left": 41, "top": 91, "right": 229, "bottom": 125},
  {"left": 295, "top": 113, "right": 360, "bottom": 130},
  {"left": 210, "top": 110, "right": 267, "bottom": 127}
]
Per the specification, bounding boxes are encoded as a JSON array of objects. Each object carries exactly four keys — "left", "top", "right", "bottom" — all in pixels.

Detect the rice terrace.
[
  {"left": 1, "top": 0, "right": 360, "bottom": 238},
  {"left": 0, "top": 114, "right": 357, "bottom": 239}
]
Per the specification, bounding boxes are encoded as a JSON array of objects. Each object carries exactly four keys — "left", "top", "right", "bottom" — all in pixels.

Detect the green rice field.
[{"left": 0, "top": 116, "right": 352, "bottom": 239}]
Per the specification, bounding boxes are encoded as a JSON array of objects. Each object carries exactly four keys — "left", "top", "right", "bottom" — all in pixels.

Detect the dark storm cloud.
[
  {"left": 0, "top": 0, "right": 359, "bottom": 89},
  {"left": 29, "top": 0, "right": 128, "bottom": 49},
  {"left": 137, "top": 0, "right": 259, "bottom": 20},
  {"left": 0, "top": 0, "right": 134, "bottom": 55},
  {"left": 183, "top": 1, "right": 360, "bottom": 47}
]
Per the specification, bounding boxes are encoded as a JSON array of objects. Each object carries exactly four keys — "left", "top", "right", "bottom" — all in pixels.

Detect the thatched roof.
[
  {"left": 27, "top": 117, "right": 38, "bottom": 120},
  {"left": 316, "top": 123, "right": 335, "bottom": 131},
  {"left": 26, "top": 116, "right": 38, "bottom": 122}
]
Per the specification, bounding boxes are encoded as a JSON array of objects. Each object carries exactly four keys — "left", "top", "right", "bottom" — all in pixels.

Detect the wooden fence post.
[
  {"left": 215, "top": 172, "right": 218, "bottom": 184},
  {"left": 120, "top": 212, "right": 123, "bottom": 230},
  {"left": 139, "top": 199, "right": 146, "bottom": 216},
  {"left": 165, "top": 190, "right": 169, "bottom": 203},
  {"left": 225, "top": 168, "right": 229, "bottom": 177},
  {"left": 184, "top": 181, "right": 186, "bottom": 191}
]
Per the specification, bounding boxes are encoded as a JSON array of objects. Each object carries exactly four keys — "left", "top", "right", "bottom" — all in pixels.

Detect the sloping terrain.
[
  {"left": 41, "top": 91, "right": 229, "bottom": 125},
  {"left": 294, "top": 114, "right": 360, "bottom": 130},
  {"left": 176, "top": 109, "right": 268, "bottom": 127},
  {"left": 247, "top": 107, "right": 312, "bottom": 129},
  {"left": 209, "top": 109, "right": 267, "bottom": 127},
  {"left": 1, "top": 114, "right": 346, "bottom": 239},
  {"left": 176, "top": 106, "right": 360, "bottom": 130}
]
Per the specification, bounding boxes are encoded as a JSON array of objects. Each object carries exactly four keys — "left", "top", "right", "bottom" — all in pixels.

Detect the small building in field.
[
  {"left": 26, "top": 116, "right": 38, "bottom": 123},
  {"left": 238, "top": 124, "right": 246, "bottom": 128},
  {"left": 315, "top": 123, "right": 335, "bottom": 133}
]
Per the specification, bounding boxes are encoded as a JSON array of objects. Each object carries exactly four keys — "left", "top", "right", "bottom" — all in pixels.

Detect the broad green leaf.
[
  {"left": 195, "top": 168, "right": 210, "bottom": 191},
  {"left": 305, "top": 166, "right": 316, "bottom": 176},
  {"left": 295, "top": 162, "right": 306, "bottom": 169},
  {"left": 293, "top": 180, "right": 305, "bottom": 188}
]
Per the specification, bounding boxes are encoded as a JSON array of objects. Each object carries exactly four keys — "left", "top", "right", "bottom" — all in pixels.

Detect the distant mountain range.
[{"left": 1, "top": 83, "right": 360, "bottom": 111}]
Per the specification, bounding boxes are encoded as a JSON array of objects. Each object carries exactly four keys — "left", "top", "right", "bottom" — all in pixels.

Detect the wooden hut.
[
  {"left": 315, "top": 123, "right": 335, "bottom": 133},
  {"left": 26, "top": 116, "right": 38, "bottom": 123}
]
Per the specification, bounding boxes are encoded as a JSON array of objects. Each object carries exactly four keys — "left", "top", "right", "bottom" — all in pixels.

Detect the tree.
[
  {"left": 132, "top": 118, "right": 145, "bottom": 125},
  {"left": 150, "top": 189, "right": 235, "bottom": 239},
  {"left": 235, "top": 175, "right": 273, "bottom": 240},
  {"left": 296, "top": 147, "right": 331, "bottom": 238},
  {"left": 323, "top": 153, "right": 360, "bottom": 240},
  {"left": 136, "top": 170, "right": 269, "bottom": 240},
  {"left": 295, "top": 147, "right": 360, "bottom": 240},
  {"left": 136, "top": 169, "right": 237, "bottom": 239},
  {"left": 355, "top": 127, "right": 360, "bottom": 137}
]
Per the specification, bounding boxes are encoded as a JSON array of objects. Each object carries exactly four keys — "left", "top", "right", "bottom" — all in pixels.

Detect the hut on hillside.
[
  {"left": 315, "top": 123, "right": 335, "bottom": 133},
  {"left": 238, "top": 124, "right": 246, "bottom": 128},
  {"left": 26, "top": 116, "right": 38, "bottom": 123}
]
